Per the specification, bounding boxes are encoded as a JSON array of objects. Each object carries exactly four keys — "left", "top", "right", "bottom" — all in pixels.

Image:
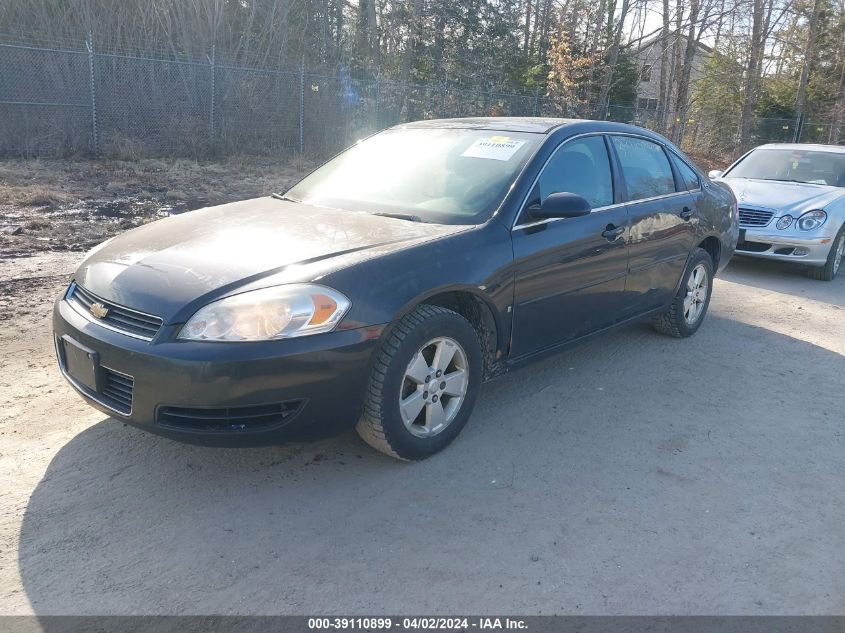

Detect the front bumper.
[
  {"left": 53, "top": 295, "right": 383, "bottom": 445},
  {"left": 735, "top": 228, "right": 835, "bottom": 266}
]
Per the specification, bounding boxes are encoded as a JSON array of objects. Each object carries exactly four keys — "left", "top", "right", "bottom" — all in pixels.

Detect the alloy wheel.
[
  {"left": 399, "top": 337, "right": 469, "bottom": 438},
  {"left": 834, "top": 234, "right": 844, "bottom": 276},
  {"left": 683, "top": 263, "right": 709, "bottom": 325}
]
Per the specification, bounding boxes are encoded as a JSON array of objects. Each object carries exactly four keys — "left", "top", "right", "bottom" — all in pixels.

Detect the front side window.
[
  {"left": 535, "top": 135, "right": 614, "bottom": 209},
  {"left": 286, "top": 128, "right": 541, "bottom": 225},
  {"left": 725, "top": 148, "right": 845, "bottom": 187},
  {"left": 611, "top": 136, "right": 676, "bottom": 201}
]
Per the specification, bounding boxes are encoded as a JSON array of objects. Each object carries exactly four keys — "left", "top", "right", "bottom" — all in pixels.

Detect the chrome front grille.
[
  {"left": 67, "top": 282, "right": 163, "bottom": 340},
  {"left": 738, "top": 207, "right": 775, "bottom": 227}
]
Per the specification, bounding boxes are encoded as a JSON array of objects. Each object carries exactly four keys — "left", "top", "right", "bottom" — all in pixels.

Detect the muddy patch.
[
  {"left": 0, "top": 157, "right": 310, "bottom": 258},
  {"left": 1, "top": 195, "right": 183, "bottom": 258}
]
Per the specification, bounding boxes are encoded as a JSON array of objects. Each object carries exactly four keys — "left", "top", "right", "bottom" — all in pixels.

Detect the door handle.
[
  {"left": 679, "top": 207, "right": 693, "bottom": 221},
  {"left": 601, "top": 224, "right": 625, "bottom": 241}
]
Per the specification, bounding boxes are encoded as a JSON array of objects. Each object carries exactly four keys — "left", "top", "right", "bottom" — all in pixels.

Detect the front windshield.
[
  {"left": 726, "top": 148, "right": 845, "bottom": 187},
  {"left": 286, "top": 127, "right": 541, "bottom": 224}
]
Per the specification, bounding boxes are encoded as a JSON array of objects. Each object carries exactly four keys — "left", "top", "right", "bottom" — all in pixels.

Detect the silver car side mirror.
[{"left": 708, "top": 170, "right": 723, "bottom": 179}]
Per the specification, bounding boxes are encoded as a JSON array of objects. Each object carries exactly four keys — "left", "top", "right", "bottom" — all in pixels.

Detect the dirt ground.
[
  {"left": 0, "top": 165, "right": 844, "bottom": 615},
  {"left": 0, "top": 157, "right": 309, "bottom": 260}
]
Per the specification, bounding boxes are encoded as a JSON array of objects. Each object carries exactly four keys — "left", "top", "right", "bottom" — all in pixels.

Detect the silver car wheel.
[
  {"left": 399, "top": 336, "right": 469, "bottom": 438},
  {"left": 683, "top": 263, "right": 709, "bottom": 325},
  {"left": 834, "top": 234, "right": 845, "bottom": 276}
]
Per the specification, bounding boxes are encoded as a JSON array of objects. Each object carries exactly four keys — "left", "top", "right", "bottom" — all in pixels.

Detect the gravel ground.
[{"left": 0, "top": 249, "right": 843, "bottom": 615}]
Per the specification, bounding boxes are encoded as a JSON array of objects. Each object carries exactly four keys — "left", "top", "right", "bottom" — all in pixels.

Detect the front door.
[{"left": 510, "top": 135, "right": 630, "bottom": 358}]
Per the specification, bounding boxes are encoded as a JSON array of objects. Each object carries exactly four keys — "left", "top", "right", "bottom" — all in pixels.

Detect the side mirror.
[
  {"left": 708, "top": 170, "right": 723, "bottom": 179},
  {"left": 530, "top": 192, "right": 591, "bottom": 219}
]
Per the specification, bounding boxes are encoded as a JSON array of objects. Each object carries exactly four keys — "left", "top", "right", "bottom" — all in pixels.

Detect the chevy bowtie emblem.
[{"left": 90, "top": 302, "right": 109, "bottom": 319}]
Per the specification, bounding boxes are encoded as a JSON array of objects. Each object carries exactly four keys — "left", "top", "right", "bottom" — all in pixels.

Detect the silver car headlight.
[
  {"left": 796, "top": 210, "right": 827, "bottom": 231},
  {"left": 776, "top": 215, "right": 793, "bottom": 230},
  {"left": 178, "top": 284, "right": 351, "bottom": 342}
]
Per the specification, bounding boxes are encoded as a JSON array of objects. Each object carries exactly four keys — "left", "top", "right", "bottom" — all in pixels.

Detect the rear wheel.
[
  {"left": 651, "top": 248, "right": 714, "bottom": 338},
  {"left": 356, "top": 305, "right": 483, "bottom": 460},
  {"left": 806, "top": 225, "right": 845, "bottom": 281}
]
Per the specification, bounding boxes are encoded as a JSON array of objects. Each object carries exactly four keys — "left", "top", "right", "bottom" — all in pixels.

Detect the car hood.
[
  {"left": 722, "top": 178, "right": 844, "bottom": 215},
  {"left": 75, "top": 197, "right": 467, "bottom": 323}
]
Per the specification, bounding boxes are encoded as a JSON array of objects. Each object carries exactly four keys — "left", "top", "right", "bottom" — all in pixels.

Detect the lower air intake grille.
[
  {"left": 156, "top": 401, "right": 304, "bottom": 432},
  {"left": 101, "top": 368, "right": 134, "bottom": 414},
  {"left": 736, "top": 241, "right": 771, "bottom": 253}
]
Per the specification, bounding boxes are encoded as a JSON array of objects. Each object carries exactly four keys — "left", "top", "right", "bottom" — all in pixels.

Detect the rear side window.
[
  {"left": 672, "top": 154, "right": 701, "bottom": 190},
  {"left": 537, "top": 135, "right": 614, "bottom": 208},
  {"left": 611, "top": 136, "right": 676, "bottom": 201}
]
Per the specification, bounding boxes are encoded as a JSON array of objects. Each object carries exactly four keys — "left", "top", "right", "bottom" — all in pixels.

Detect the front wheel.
[
  {"left": 356, "top": 305, "right": 483, "bottom": 460},
  {"left": 651, "top": 248, "right": 714, "bottom": 338},
  {"left": 806, "top": 225, "right": 845, "bottom": 281}
]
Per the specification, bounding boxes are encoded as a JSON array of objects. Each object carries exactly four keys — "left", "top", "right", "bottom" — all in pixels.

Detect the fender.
[{"left": 391, "top": 282, "right": 512, "bottom": 366}]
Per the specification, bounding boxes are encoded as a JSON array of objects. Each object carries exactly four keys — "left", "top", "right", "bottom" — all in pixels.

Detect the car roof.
[
  {"left": 754, "top": 143, "right": 845, "bottom": 154},
  {"left": 392, "top": 117, "right": 675, "bottom": 143},
  {"left": 395, "top": 117, "right": 582, "bottom": 134}
]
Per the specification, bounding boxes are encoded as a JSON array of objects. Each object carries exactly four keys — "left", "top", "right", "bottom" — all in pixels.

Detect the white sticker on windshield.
[{"left": 461, "top": 136, "right": 525, "bottom": 161}]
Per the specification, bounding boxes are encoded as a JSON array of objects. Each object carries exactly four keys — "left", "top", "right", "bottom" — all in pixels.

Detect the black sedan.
[{"left": 54, "top": 118, "right": 738, "bottom": 460}]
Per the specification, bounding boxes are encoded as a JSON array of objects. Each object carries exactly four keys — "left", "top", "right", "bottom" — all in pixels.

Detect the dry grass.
[
  {"left": 165, "top": 189, "right": 188, "bottom": 201},
  {"left": 685, "top": 150, "right": 733, "bottom": 174},
  {"left": 23, "top": 218, "right": 52, "bottom": 230},
  {"left": 0, "top": 156, "right": 311, "bottom": 210},
  {"left": 0, "top": 183, "right": 77, "bottom": 208}
]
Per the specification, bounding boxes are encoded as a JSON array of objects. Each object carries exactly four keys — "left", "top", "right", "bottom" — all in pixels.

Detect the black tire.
[
  {"left": 355, "top": 305, "right": 483, "bottom": 460},
  {"left": 651, "top": 247, "right": 714, "bottom": 338},
  {"left": 806, "top": 224, "right": 845, "bottom": 281}
]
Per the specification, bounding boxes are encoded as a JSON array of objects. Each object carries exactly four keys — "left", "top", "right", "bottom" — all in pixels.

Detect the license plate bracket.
[
  {"left": 61, "top": 335, "right": 100, "bottom": 392},
  {"left": 738, "top": 228, "right": 747, "bottom": 243}
]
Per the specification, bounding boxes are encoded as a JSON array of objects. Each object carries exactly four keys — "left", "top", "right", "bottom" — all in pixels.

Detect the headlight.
[
  {"left": 776, "top": 215, "right": 793, "bottom": 230},
  {"left": 178, "top": 284, "right": 351, "bottom": 341},
  {"left": 796, "top": 210, "right": 827, "bottom": 231}
]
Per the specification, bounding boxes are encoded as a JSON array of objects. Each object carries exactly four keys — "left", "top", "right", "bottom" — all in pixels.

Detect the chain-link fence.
[
  {"left": 1, "top": 36, "right": 841, "bottom": 161},
  {"left": 605, "top": 105, "right": 842, "bottom": 158}
]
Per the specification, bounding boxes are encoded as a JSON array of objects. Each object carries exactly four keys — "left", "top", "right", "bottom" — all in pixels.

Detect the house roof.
[{"left": 632, "top": 31, "right": 713, "bottom": 55}]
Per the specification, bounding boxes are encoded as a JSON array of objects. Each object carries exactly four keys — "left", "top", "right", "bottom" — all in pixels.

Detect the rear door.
[
  {"left": 510, "top": 134, "right": 629, "bottom": 358},
  {"left": 608, "top": 135, "right": 697, "bottom": 317}
]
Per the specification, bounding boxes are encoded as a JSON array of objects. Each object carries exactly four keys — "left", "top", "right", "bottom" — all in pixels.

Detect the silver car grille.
[
  {"left": 66, "top": 282, "right": 163, "bottom": 340},
  {"left": 738, "top": 207, "right": 774, "bottom": 227}
]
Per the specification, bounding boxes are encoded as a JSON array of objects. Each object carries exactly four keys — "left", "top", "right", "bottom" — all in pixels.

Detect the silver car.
[{"left": 710, "top": 143, "right": 845, "bottom": 280}]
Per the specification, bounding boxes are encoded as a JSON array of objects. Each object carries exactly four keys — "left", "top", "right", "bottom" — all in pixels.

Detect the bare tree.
[
  {"left": 659, "top": 0, "right": 672, "bottom": 130},
  {"left": 832, "top": 17, "right": 845, "bottom": 142},
  {"left": 793, "top": 0, "right": 823, "bottom": 140},
  {"left": 595, "top": 0, "right": 634, "bottom": 117},
  {"left": 739, "top": 0, "right": 768, "bottom": 150}
]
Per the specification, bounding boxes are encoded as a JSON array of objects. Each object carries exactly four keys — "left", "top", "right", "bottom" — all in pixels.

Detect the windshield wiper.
[
  {"left": 763, "top": 178, "right": 807, "bottom": 184},
  {"left": 371, "top": 212, "right": 426, "bottom": 223},
  {"left": 268, "top": 198, "right": 426, "bottom": 222}
]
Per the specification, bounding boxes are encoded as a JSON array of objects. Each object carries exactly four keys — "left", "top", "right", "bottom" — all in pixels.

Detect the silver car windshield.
[
  {"left": 726, "top": 148, "right": 845, "bottom": 188},
  {"left": 286, "top": 128, "right": 541, "bottom": 224}
]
